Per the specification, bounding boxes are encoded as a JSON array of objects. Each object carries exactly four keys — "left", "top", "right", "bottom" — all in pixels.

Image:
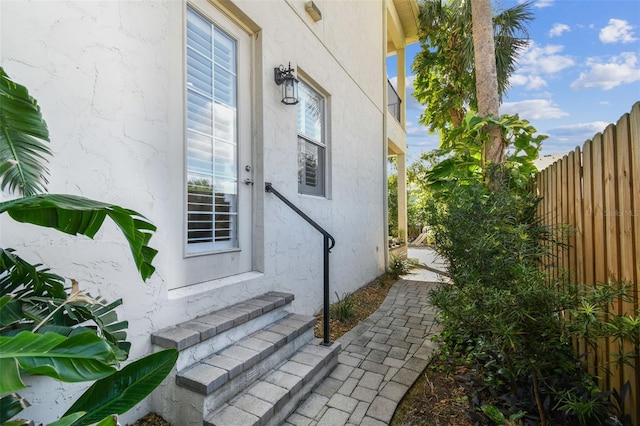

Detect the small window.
[{"left": 297, "top": 80, "right": 326, "bottom": 196}]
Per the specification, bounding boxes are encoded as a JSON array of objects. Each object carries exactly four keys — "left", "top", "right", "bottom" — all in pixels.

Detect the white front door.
[{"left": 183, "top": 2, "right": 253, "bottom": 285}]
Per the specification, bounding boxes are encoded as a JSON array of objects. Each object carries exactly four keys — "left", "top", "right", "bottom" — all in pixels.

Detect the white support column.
[
  {"left": 396, "top": 47, "right": 408, "bottom": 244},
  {"left": 397, "top": 47, "right": 406, "bottom": 128},
  {"left": 397, "top": 153, "right": 408, "bottom": 244}
]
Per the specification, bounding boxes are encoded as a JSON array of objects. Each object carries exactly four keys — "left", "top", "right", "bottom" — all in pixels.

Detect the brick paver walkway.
[{"left": 284, "top": 278, "right": 441, "bottom": 425}]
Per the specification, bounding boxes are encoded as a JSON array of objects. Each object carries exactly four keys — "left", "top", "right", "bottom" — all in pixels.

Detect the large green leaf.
[
  {"left": 0, "top": 195, "right": 157, "bottom": 281},
  {"left": 0, "top": 393, "right": 30, "bottom": 423},
  {"left": 46, "top": 412, "right": 87, "bottom": 426},
  {"left": 0, "top": 248, "right": 66, "bottom": 301},
  {"left": 0, "top": 248, "right": 130, "bottom": 359},
  {"left": 0, "top": 67, "right": 51, "bottom": 196},
  {"left": 65, "top": 349, "right": 178, "bottom": 426},
  {"left": 0, "top": 331, "right": 117, "bottom": 393}
]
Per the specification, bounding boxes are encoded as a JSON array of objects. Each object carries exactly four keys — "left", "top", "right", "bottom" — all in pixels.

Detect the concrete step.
[
  {"left": 176, "top": 314, "right": 316, "bottom": 395},
  {"left": 204, "top": 339, "right": 341, "bottom": 426}
]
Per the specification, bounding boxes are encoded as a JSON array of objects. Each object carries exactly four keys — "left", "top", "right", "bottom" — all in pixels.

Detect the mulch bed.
[
  {"left": 129, "top": 413, "right": 171, "bottom": 426},
  {"left": 313, "top": 273, "right": 397, "bottom": 341},
  {"left": 391, "top": 361, "right": 474, "bottom": 426}
]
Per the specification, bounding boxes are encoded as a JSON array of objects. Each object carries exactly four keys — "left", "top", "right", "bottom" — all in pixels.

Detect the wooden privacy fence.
[{"left": 533, "top": 102, "right": 640, "bottom": 423}]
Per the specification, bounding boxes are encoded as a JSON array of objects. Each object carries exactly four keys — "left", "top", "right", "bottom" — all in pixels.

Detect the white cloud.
[
  {"left": 571, "top": 52, "right": 640, "bottom": 90},
  {"left": 550, "top": 122, "right": 609, "bottom": 136},
  {"left": 549, "top": 23, "right": 570, "bottom": 38},
  {"left": 407, "top": 131, "right": 440, "bottom": 158},
  {"left": 510, "top": 74, "right": 547, "bottom": 90},
  {"left": 404, "top": 75, "right": 424, "bottom": 112},
  {"left": 517, "top": 43, "right": 575, "bottom": 75},
  {"left": 599, "top": 18, "right": 638, "bottom": 44},
  {"left": 501, "top": 99, "right": 569, "bottom": 120},
  {"left": 542, "top": 121, "right": 609, "bottom": 153},
  {"left": 529, "top": 0, "right": 554, "bottom": 8}
]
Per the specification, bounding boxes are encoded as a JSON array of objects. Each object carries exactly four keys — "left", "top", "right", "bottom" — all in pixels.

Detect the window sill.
[{"left": 167, "top": 270, "right": 264, "bottom": 300}]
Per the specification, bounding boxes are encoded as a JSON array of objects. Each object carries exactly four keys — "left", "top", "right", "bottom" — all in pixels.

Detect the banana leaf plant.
[{"left": 0, "top": 67, "right": 177, "bottom": 425}]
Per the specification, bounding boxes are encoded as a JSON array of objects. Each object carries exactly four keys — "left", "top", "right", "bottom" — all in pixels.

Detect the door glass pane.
[{"left": 186, "top": 5, "right": 238, "bottom": 253}]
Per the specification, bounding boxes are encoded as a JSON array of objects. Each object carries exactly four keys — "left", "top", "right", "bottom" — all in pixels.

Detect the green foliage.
[
  {"left": 0, "top": 67, "right": 174, "bottom": 425},
  {"left": 0, "top": 67, "right": 51, "bottom": 196},
  {"left": 427, "top": 181, "right": 633, "bottom": 425},
  {"left": 0, "top": 249, "right": 131, "bottom": 356},
  {"left": 0, "top": 195, "right": 157, "bottom": 281},
  {"left": 0, "top": 331, "right": 118, "bottom": 394},
  {"left": 388, "top": 169, "right": 398, "bottom": 236},
  {"left": 64, "top": 349, "right": 179, "bottom": 426},
  {"left": 0, "top": 394, "right": 30, "bottom": 423},
  {"left": 387, "top": 254, "right": 418, "bottom": 280},
  {"left": 330, "top": 292, "right": 355, "bottom": 322},
  {"left": 481, "top": 404, "right": 506, "bottom": 425},
  {"left": 412, "top": 0, "right": 533, "bottom": 135},
  {"left": 410, "top": 113, "right": 546, "bottom": 195}
]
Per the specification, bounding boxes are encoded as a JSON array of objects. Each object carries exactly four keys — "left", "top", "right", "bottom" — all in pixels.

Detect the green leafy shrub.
[
  {"left": 427, "top": 181, "right": 635, "bottom": 425},
  {"left": 387, "top": 254, "right": 418, "bottom": 279},
  {"left": 330, "top": 292, "right": 355, "bottom": 322}
]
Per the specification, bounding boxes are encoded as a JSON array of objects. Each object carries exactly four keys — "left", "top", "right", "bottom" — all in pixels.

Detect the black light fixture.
[{"left": 274, "top": 62, "right": 299, "bottom": 105}]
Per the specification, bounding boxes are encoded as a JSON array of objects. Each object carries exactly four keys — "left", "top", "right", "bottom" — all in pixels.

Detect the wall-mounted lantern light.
[{"left": 274, "top": 62, "right": 299, "bottom": 105}]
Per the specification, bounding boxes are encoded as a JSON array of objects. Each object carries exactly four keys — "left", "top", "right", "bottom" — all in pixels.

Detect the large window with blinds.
[
  {"left": 186, "top": 5, "right": 238, "bottom": 254},
  {"left": 297, "top": 80, "right": 326, "bottom": 196}
]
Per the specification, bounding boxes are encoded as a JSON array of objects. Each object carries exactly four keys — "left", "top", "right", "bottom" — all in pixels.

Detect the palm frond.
[
  {"left": 0, "top": 67, "right": 51, "bottom": 196},
  {"left": 0, "top": 248, "right": 66, "bottom": 298}
]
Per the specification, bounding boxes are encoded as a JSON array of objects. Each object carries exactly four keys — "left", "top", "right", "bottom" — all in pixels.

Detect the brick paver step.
[
  {"left": 151, "top": 291, "right": 294, "bottom": 351},
  {"left": 177, "top": 314, "right": 315, "bottom": 395},
  {"left": 205, "top": 339, "right": 341, "bottom": 426}
]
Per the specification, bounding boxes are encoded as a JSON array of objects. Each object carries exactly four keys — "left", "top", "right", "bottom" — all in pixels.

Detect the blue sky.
[{"left": 388, "top": 0, "right": 640, "bottom": 162}]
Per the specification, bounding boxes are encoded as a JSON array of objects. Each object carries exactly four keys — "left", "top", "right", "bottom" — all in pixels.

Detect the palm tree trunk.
[{"left": 470, "top": 0, "right": 504, "bottom": 169}]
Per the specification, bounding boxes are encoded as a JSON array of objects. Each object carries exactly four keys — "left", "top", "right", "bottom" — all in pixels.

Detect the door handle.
[{"left": 243, "top": 178, "right": 254, "bottom": 186}]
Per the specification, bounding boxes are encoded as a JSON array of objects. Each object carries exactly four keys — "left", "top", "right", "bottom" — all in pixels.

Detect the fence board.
[
  {"left": 592, "top": 133, "right": 611, "bottom": 389},
  {"left": 615, "top": 112, "right": 638, "bottom": 419},
  {"left": 561, "top": 155, "right": 569, "bottom": 288},
  {"left": 628, "top": 103, "right": 640, "bottom": 424},
  {"left": 534, "top": 103, "right": 640, "bottom": 423},
  {"left": 582, "top": 139, "right": 598, "bottom": 375},
  {"left": 545, "top": 167, "right": 554, "bottom": 282},
  {"left": 603, "top": 123, "right": 622, "bottom": 396},
  {"left": 554, "top": 160, "right": 562, "bottom": 283},
  {"left": 571, "top": 148, "right": 588, "bottom": 359}
]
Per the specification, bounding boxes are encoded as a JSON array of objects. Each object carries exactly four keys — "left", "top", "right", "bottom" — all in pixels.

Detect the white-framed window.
[
  {"left": 185, "top": 5, "right": 239, "bottom": 254},
  {"left": 297, "top": 80, "right": 326, "bottom": 196}
]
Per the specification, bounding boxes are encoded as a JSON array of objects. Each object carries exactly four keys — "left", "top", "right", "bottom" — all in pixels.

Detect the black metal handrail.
[
  {"left": 387, "top": 79, "right": 402, "bottom": 122},
  {"left": 265, "top": 182, "right": 335, "bottom": 345}
]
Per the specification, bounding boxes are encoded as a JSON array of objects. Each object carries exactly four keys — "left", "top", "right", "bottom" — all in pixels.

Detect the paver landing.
[{"left": 283, "top": 279, "right": 442, "bottom": 426}]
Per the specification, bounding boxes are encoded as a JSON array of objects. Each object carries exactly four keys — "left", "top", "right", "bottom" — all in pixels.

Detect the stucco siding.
[{"left": 0, "top": 0, "right": 386, "bottom": 423}]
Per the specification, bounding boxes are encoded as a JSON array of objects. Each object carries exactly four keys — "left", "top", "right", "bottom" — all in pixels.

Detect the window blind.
[
  {"left": 297, "top": 80, "right": 325, "bottom": 196},
  {"left": 186, "top": 6, "right": 238, "bottom": 253}
]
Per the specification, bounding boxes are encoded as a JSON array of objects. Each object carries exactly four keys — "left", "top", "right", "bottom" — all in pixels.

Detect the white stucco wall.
[{"left": 0, "top": 0, "right": 386, "bottom": 423}]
